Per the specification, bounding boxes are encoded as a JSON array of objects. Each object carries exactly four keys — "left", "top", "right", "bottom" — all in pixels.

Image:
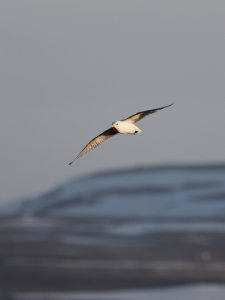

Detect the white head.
[{"left": 112, "top": 121, "right": 120, "bottom": 128}]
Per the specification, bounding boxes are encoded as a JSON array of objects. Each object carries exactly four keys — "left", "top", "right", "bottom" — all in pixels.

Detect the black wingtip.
[
  {"left": 68, "top": 161, "right": 73, "bottom": 166},
  {"left": 154, "top": 103, "right": 173, "bottom": 113},
  {"left": 161, "top": 103, "right": 173, "bottom": 110},
  {"left": 165, "top": 103, "right": 173, "bottom": 108}
]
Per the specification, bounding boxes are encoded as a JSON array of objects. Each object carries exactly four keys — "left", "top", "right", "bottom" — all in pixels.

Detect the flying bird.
[{"left": 69, "top": 104, "right": 173, "bottom": 165}]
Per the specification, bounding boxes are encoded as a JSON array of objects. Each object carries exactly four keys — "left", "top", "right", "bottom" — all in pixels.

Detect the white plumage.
[
  {"left": 69, "top": 104, "right": 173, "bottom": 165},
  {"left": 112, "top": 121, "right": 142, "bottom": 134}
]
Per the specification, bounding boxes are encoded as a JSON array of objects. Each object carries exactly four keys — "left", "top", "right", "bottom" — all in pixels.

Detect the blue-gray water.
[{"left": 13, "top": 285, "right": 225, "bottom": 300}]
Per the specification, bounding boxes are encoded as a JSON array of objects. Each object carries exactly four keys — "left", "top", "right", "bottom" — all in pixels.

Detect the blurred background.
[{"left": 0, "top": 1, "right": 225, "bottom": 299}]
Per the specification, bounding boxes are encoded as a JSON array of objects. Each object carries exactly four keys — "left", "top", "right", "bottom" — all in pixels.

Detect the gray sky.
[{"left": 0, "top": 0, "right": 225, "bottom": 204}]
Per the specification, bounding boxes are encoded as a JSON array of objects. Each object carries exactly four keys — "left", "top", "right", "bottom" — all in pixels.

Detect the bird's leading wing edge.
[
  {"left": 123, "top": 103, "right": 173, "bottom": 123},
  {"left": 68, "top": 128, "right": 118, "bottom": 165}
]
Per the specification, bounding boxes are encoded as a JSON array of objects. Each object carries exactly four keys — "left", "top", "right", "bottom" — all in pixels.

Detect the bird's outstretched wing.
[
  {"left": 69, "top": 128, "right": 118, "bottom": 165},
  {"left": 123, "top": 104, "right": 173, "bottom": 124}
]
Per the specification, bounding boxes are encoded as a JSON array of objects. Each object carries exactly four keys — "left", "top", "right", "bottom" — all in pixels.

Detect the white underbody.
[{"left": 112, "top": 120, "right": 142, "bottom": 134}]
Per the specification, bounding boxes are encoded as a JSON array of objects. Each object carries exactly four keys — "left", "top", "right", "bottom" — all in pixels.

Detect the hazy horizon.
[{"left": 1, "top": 0, "right": 225, "bottom": 204}]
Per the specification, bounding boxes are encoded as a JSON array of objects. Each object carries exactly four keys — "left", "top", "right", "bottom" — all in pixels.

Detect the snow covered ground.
[
  {"left": 0, "top": 165, "right": 225, "bottom": 299},
  {"left": 1, "top": 165, "right": 225, "bottom": 219}
]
